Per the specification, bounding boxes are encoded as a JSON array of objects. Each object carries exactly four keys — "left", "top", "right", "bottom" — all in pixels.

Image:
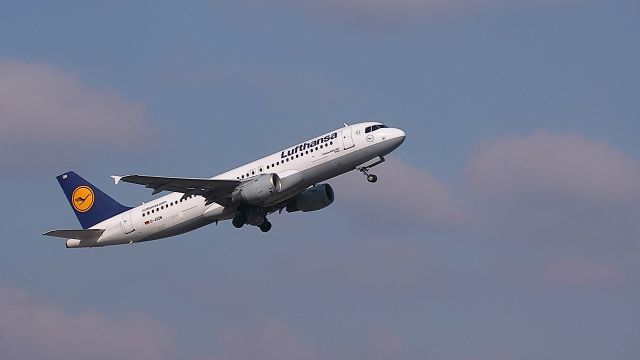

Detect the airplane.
[{"left": 43, "top": 122, "right": 406, "bottom": 248}]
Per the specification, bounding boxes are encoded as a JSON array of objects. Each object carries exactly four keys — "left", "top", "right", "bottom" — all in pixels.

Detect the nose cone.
[
  {"left": 389, "top": 128, "right": 406, "bottom": 149},
  {"left": 395, "top": 128, "right": 406, "bottom": 143}
]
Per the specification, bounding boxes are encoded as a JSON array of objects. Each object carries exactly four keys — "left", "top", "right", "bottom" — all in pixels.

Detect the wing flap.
[
  {"left": 112, "top": 174, "right": 241, "bottom": 205},
  {"left": 113, "top": 175, "right": 239, "bottom": 191},
  {"left": 43, "top": 229, "right": 105, "bottom": 241}
]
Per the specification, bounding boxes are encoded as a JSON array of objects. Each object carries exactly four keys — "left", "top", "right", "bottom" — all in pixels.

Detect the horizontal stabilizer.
[{"left": 43, "top": 229, "right": 105, "bottom": 241}]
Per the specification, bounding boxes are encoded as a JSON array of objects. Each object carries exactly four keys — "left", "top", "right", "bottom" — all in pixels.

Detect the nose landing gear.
[
  {"left": 357, "top": 156, "right": 384, "bottom": 183},
  {"left": 360, "top": 167, "right": 378, "bottom": 183}
]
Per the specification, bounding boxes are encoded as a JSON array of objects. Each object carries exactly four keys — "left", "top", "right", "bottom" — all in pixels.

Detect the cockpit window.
[{"left": 364, "top": 124, "right": 388, "bottom": 133}]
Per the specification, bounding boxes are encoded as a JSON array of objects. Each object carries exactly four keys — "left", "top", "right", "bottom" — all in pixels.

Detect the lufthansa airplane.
[{"left": 43, "top": 122, "right": 406, "bottom": 248}]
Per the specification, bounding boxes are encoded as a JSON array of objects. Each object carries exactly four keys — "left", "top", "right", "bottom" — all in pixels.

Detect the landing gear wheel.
[
  {"left": 367, "top": 174, "right": 378, "bottom": 183},
  {"left": 259, "top": 220, "right": 272, "bottom": 233},
  {"left": 232, "top": 213, "right": 247, "bottom": 228}
]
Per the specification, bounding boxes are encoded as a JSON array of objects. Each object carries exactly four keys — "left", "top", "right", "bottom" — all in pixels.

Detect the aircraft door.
[
  {"left": 342, "top": 128, "right": 355, "bottom": 150},
  {"left": 121, "top": 211, "right": 135, "bottom": 234}
]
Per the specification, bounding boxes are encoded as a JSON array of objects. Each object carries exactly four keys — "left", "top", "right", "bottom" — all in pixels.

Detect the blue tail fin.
[{"left": 57, "top": 171, "right": 131, "bottom": 229}]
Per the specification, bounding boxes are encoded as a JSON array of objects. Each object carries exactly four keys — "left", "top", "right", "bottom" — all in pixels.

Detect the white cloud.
[
  {"left": 462, "top": 131, "right": 640, "bottom": 289},
  {"left": 539, "top": 257, "right": 626, "bottom": 288},
  {"left": 465, "top": 130, "right": 640, "bottom": 205},
  {"left": 0, "top": 283, "right": 174, "bottom": 360},
  {"left": 332, "top": 157, "right": 462, "bottom": 229},
  {"left": 283, "top": 238, "right": 438, "bottom": 291},
  {"left": 0, "top": 59, "right": 152, "bottom": 173},
  {"left": 204, "top": 317, "right": 321, "bottom": 360}
]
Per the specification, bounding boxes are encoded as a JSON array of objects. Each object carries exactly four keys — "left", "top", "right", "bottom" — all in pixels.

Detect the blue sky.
[{"left": 0, "top": 1, "right": 639, "bottom": 359}]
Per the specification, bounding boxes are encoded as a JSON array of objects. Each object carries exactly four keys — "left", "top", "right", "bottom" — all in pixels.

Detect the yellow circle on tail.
[{"left": 72, "top": 186, "right": 94, "bottom": 213}]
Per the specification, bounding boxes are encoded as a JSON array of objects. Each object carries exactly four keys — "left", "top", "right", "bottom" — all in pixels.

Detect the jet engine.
[
  {"left": 286, "top": 184, "right": 334, "bottom": 212},
  {"left": 232, "top": 174, "right": 282, "bottom": 205}
]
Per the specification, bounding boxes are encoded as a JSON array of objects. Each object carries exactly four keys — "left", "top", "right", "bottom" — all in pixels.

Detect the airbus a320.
[{"left": 43, "top": 122, "right": 406, "bottom": 248}]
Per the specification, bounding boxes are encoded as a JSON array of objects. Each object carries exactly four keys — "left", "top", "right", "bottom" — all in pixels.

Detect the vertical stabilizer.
[{"left": 57, "top": 171, "right": 131, "bottom": 229}]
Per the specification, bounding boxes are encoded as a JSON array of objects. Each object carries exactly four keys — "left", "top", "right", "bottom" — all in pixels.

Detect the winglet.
[{"left": 111, "top": 175, "right": 124, "bottom": 185}]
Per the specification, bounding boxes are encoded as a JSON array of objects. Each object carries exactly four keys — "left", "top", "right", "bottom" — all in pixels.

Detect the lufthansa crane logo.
[{"left": 72, "top": 186, "right": 94, "bottom": 213}]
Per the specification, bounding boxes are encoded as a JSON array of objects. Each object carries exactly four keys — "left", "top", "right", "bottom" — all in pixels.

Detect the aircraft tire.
[
  {"left": 232, "top": 213, "right": 247, "bottom": 228},
  {"left": 259, "top": 220, "right": 272, "bottom": 233}
]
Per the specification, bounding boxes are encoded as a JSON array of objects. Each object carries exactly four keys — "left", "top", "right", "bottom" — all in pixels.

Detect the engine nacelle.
[
  {"left": 232, "top": 174, "right": 282, "bottom": 205},
  {"left": 286, "top": 184, "right": 335, "bottom": 212}
]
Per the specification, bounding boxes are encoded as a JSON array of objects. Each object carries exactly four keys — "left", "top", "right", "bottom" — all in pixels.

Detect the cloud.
[
  {"left": 0, "top": 283, "right": 174, "bottom": 360},
  {"left": 540, "top": 257, "right": 626, "bottom": 288},
  {"left": 281, "top": 238, "right": 438, "bottom": 292},
  {"left": 462, "top": 130, "right": 640, "bottom": 289},
  {"left": 204, "top": 317, "right": 321, "bottom": 360},
  {"left": 0, "top": 59, "right": 152, "bottom": 174},
  {"left": 365, "top": 329, "right": 408, "bottom": 360},
  {"left": 332, "top": 157, "right": 462, "bottom": 229},
  {"left": 465, "top": 130, "right": 640, "bottom": 205}
]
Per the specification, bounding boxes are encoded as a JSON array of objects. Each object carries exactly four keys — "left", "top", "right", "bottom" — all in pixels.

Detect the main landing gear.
[
  {"left": 232, "top": 210, "right": 272, "bottom": 232},
  {"left": 259, "top": 220, "right": 272, "bottom": 233},
  {"left": 232, "top": 213, "right": 247, "bottom": 228}
]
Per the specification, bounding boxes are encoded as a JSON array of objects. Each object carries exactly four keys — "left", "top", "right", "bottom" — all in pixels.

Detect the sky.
[{"left": 0, "top": 0, "right": 639, "bottom": 359}]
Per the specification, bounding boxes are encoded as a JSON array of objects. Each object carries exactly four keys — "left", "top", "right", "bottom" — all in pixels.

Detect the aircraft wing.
[
  {"left": 111, "top": 175, "right": 241, "bottom": 204},
  {"left": 43, "top": 229, "right": 105, "bottom": 241}
]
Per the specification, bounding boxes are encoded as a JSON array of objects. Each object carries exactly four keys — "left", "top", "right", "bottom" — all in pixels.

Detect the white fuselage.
[{"left": 66, "top": 122, "right": 405, "bottom": 248}]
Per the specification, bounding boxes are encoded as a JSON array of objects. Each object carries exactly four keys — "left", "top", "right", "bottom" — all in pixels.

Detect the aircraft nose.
[
  {"left": 383, "top": 128, "right": 406, "bottom": 151},
  {"left": 391, "top": 128, "right": 406, "bottom": 146}
]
